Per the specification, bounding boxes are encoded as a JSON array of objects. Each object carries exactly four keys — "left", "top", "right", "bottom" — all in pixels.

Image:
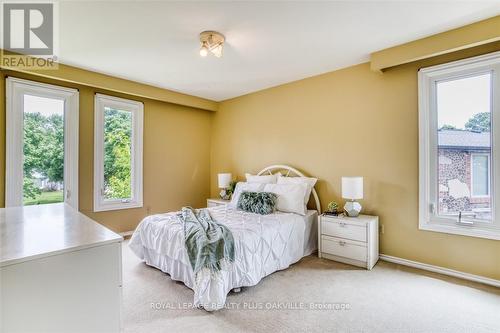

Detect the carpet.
[{"left": 122, "top": 240, "right": 500, "bottom": 333}]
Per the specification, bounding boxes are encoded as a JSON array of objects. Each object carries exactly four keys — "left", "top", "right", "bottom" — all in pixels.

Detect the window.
[
  {"left": 419, "top": 51, "right": 500, "bottom": 240},
  {"left": 6, "top": 77, "right": 79, "bottom": 209},
  {"left": 471, "top": 154, "right": 490, "bottom": 198},
  {"left": 94, "top": 94, "right": 143, "bottom": 212}
]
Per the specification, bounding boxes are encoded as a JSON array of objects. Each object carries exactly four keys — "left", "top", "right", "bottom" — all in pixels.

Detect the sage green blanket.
[{"left": 179, "top": 207, "right": 235, "bottom": 276}]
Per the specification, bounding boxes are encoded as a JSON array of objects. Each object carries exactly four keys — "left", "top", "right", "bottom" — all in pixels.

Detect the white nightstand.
[
  {"left": 318, "top": 214, "right": 379, "bottom": 270},
  {"left": 206, "top": 198, "right": 230, "bottom": 208}
]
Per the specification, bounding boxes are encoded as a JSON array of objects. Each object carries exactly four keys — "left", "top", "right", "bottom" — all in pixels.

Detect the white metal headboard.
[{"left": 257, "top": 164, "right": 321, "bottom": 214}]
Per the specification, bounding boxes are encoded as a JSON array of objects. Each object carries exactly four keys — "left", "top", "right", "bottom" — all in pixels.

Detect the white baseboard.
[
  {"left": 119, "top": 231, "right": 134, "bottom": 238},
  {"left": 379, "top": 254, "right": 500, "bottom": 288}
]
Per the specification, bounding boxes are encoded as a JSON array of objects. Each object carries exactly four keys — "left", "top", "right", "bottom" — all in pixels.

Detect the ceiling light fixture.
[
  {"left": 199, "top": 31, "right": 225, "bottom": 58},
  {"left": 199, "top": 42, "right": 209, "bottom": 57}
]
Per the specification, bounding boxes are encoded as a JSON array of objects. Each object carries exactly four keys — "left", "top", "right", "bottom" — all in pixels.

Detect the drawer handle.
[
  {"left": 339, "top": 222, "right": 346, "bottom": 227},
  {"left": 339, "top": 240, "right": 346, "bottom": 246}
]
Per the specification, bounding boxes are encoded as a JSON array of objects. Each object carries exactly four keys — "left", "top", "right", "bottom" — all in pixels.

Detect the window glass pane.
[
  {"left": 472, "top": 155, "right": 489, "bottom": 196},
  {"left": 437, "top": 73, "right": 492, "bottom": 221},
  {"left": 23, "top": 94, "right": 64, "bottom": 205},
  {"left": 103, "top": 107, "right": 132, "bottom": 200}
]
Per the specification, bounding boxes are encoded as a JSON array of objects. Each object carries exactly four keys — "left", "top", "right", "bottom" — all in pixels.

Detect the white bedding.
[{"left": 129, "top": 205, "right": 318, "bottom": 310}]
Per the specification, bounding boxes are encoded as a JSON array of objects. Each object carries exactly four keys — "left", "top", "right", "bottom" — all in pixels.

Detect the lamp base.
[
  {"left": 344, "top": 201, "right": 362, "bottom": 217},
  {"left": 219, "top": 189, "right": 230, "bottom": 200}
]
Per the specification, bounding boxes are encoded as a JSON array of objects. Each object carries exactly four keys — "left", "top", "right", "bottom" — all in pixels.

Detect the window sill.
[
  {"left": 93, "top": 201, "right": 143, "bottom": 212},
  {"left": 419, "top": 222, "right": 500, "bottom": 241}
]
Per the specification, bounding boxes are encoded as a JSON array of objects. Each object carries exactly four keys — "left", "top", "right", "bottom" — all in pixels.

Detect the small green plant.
[
  {"left": 227, "top": 180, "right": 237, "bottom": 196},
  {"left": 326, "top": 201, "right": 339, "bottom": 213}
]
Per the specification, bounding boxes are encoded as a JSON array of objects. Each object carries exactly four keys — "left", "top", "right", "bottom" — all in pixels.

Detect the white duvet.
[{"left": 129, "top": 205, "right": 318, "bottom": 311}]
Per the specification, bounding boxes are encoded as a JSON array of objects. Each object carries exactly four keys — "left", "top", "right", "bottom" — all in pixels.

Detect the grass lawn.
[{"left": 24, "top": 191, "right": 64, "bottom": 206}]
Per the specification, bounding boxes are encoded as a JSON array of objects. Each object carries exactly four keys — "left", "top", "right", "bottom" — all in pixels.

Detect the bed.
[{"left": 129, "top": 165, "right": 321, "bottom": 311}]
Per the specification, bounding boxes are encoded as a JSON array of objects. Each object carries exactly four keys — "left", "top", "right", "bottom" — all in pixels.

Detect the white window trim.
[
  {"left": 5, "top": 77, "right": 79, "bottom": 209},
  {"left": 418, "top": 51, "right": 500, "bottom": 240},
  {"left": 94, "top": 93, "right": 143, "bottom": 212},
  {"left": 470, "top": 153, "right": 490, "bottom": 198}
]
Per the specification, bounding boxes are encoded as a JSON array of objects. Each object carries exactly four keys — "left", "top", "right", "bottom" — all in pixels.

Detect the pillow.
[
  {"left": 277, "top": 174, "right": 317, "bottom": 205},
  {"left": 229, "top": 182, "right": 266, "bottom": 208},
  {"left": 263, "top": 183, "right": 308, "bottom": 215},
  {"left": 245, "top": 173, "right": 278, "bottom": 184},
  {"left": 237, "top": 191, "right": 278, "bottom": 215}
]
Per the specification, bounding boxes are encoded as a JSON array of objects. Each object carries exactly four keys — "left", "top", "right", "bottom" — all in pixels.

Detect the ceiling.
[{"left": 58, "top": 1, "right": 500, "bottom": 101}]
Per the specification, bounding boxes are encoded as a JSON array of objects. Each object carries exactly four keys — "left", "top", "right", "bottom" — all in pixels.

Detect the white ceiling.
[{"left": 58, "top": 1, "right": 500, "bottom": 101}]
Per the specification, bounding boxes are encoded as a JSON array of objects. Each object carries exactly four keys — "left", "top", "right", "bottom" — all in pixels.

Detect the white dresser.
[
  {"left": 318, "top": 214, "right": 379, "bottom": 270},
  {"left": 207, "top": 198, "right": 230, "bottom": 208},
  {"left": 0, "top": 203, "right": 123, "bottom": 333}
]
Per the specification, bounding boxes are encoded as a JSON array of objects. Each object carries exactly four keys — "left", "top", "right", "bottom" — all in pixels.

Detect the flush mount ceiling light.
[{"left": 199, "top": 31, "right": 225, "bottom": 58}]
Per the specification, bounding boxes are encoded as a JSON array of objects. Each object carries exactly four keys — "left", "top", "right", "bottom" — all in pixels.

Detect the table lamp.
[
  {"left": 342, "top": 177, "right": 363, "bottom": 217},
  {"left": 218, "top": 173, "right": 232, "bottom": 200}
]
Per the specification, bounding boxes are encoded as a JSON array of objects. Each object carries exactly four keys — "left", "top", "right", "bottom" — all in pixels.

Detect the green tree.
[
  {"left": 23, "top": 112, "right": 45, "bottom": 176},
  {"left": 103, "top": 109, "right": 132, "bottom": 199},
  {"left": 465, "top": 112, "right": 490, "bottom": 132},
  {"left": 41, "top": 114, "right": 64, "bottom": 183},
  {"left": 23, "top": 112, "right": 64, "bottom": 199},
  {"left": 439, "top": 124, "right": 456, "bottom": 130},
  {"left": 23, "top": 178, "right": 41, "bottom": 200},
  {"left": 22, "top": 108, "right": 133, "bottom": 201},
  {"left": 24, "top": 113, "right": 46, "bottom": 199}
]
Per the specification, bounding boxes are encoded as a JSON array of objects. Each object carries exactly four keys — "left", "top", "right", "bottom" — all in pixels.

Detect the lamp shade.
[
  {"left": 342, "top": 177, "right": 363, "bottom": 200},
  {"left": 218, "top": 173, "right": 232, "bottom": 188}
]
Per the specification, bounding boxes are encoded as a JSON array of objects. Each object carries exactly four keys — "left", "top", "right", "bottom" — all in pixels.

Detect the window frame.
[
  {"left": 470, "top": 153, "right": 490, "bottom": 198},
  {"left": 5, "top": 77, "right": 79, "bottom": 209},
  {"left": 93, "top": 93, "right": 143, "bottom": 212},
  {"left": 418, "top": 51, "right": 500, "bottom": 240}
]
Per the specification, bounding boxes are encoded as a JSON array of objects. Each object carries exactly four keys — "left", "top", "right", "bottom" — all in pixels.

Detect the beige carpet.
[{"left": 122, "top": 240, "right": 500, "bottom": 333}]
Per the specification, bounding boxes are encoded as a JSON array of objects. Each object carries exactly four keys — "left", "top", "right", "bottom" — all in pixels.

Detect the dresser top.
[
  {"left": 0, "top": 203, "right": 122, "bottom": 267},
  {"left": 321, "top": 214, "right": 378, "bottom": 223}
]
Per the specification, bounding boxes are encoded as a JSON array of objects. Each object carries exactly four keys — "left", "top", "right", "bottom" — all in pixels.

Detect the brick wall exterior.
[{"left": 438, "top": 148, "right": 491, "bottom": 219}]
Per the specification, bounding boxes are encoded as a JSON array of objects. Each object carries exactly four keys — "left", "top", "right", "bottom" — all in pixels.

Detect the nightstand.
[
  {"left": 206, "top": 198, "right": 230, "bottom": 208},
  {"left": 318, "top": 214, "right": 379, "bottom": 270}
]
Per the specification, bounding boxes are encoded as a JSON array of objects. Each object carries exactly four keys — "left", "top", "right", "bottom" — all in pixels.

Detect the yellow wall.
[
  {"left": 370, "top": 15, "right": 500, "bottom": 71},
  {"left": 0, "top": 70, "right": 212, "bottom": 232},
  {"left": 1, "top": 50, "right": 217, "bottom": 111},
  {"left": 211, "top": 42, "right": 500, "bottom": 280}
]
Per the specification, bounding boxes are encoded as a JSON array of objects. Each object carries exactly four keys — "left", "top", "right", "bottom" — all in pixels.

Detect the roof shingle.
[{"left": 438, "top": 129, "right": 490, "bottom": 148}]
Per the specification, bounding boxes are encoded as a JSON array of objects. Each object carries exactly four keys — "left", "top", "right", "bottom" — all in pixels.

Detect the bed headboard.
[{"left": 257, "top": 164, "right": 321, "bottom": 214}]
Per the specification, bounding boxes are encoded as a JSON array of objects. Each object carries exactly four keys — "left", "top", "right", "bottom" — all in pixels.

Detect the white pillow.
[
  {"left": 263, "top": 183, "right": 308, "bottom": 215},
  {"left": 245, "top": 173, "right": 278, "bottom": 184},
  {"left": 229, "top": 182, "right": 266, "bottom": 208},
  {"left": 277, "top": 174, "right": 317, "bottom": 205}
]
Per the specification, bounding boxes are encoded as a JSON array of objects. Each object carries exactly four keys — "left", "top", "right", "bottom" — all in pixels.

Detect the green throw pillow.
[{"left": 237, "top": 191, "right": 278, "bottom": 215}]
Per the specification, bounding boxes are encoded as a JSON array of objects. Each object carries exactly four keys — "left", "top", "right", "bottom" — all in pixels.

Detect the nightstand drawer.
[
  {"left": 322, "top": 219, "right": 367, "bottom": 242},
  {"left": 321, "top": 236, "right": 367, "bottom": 262}
]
